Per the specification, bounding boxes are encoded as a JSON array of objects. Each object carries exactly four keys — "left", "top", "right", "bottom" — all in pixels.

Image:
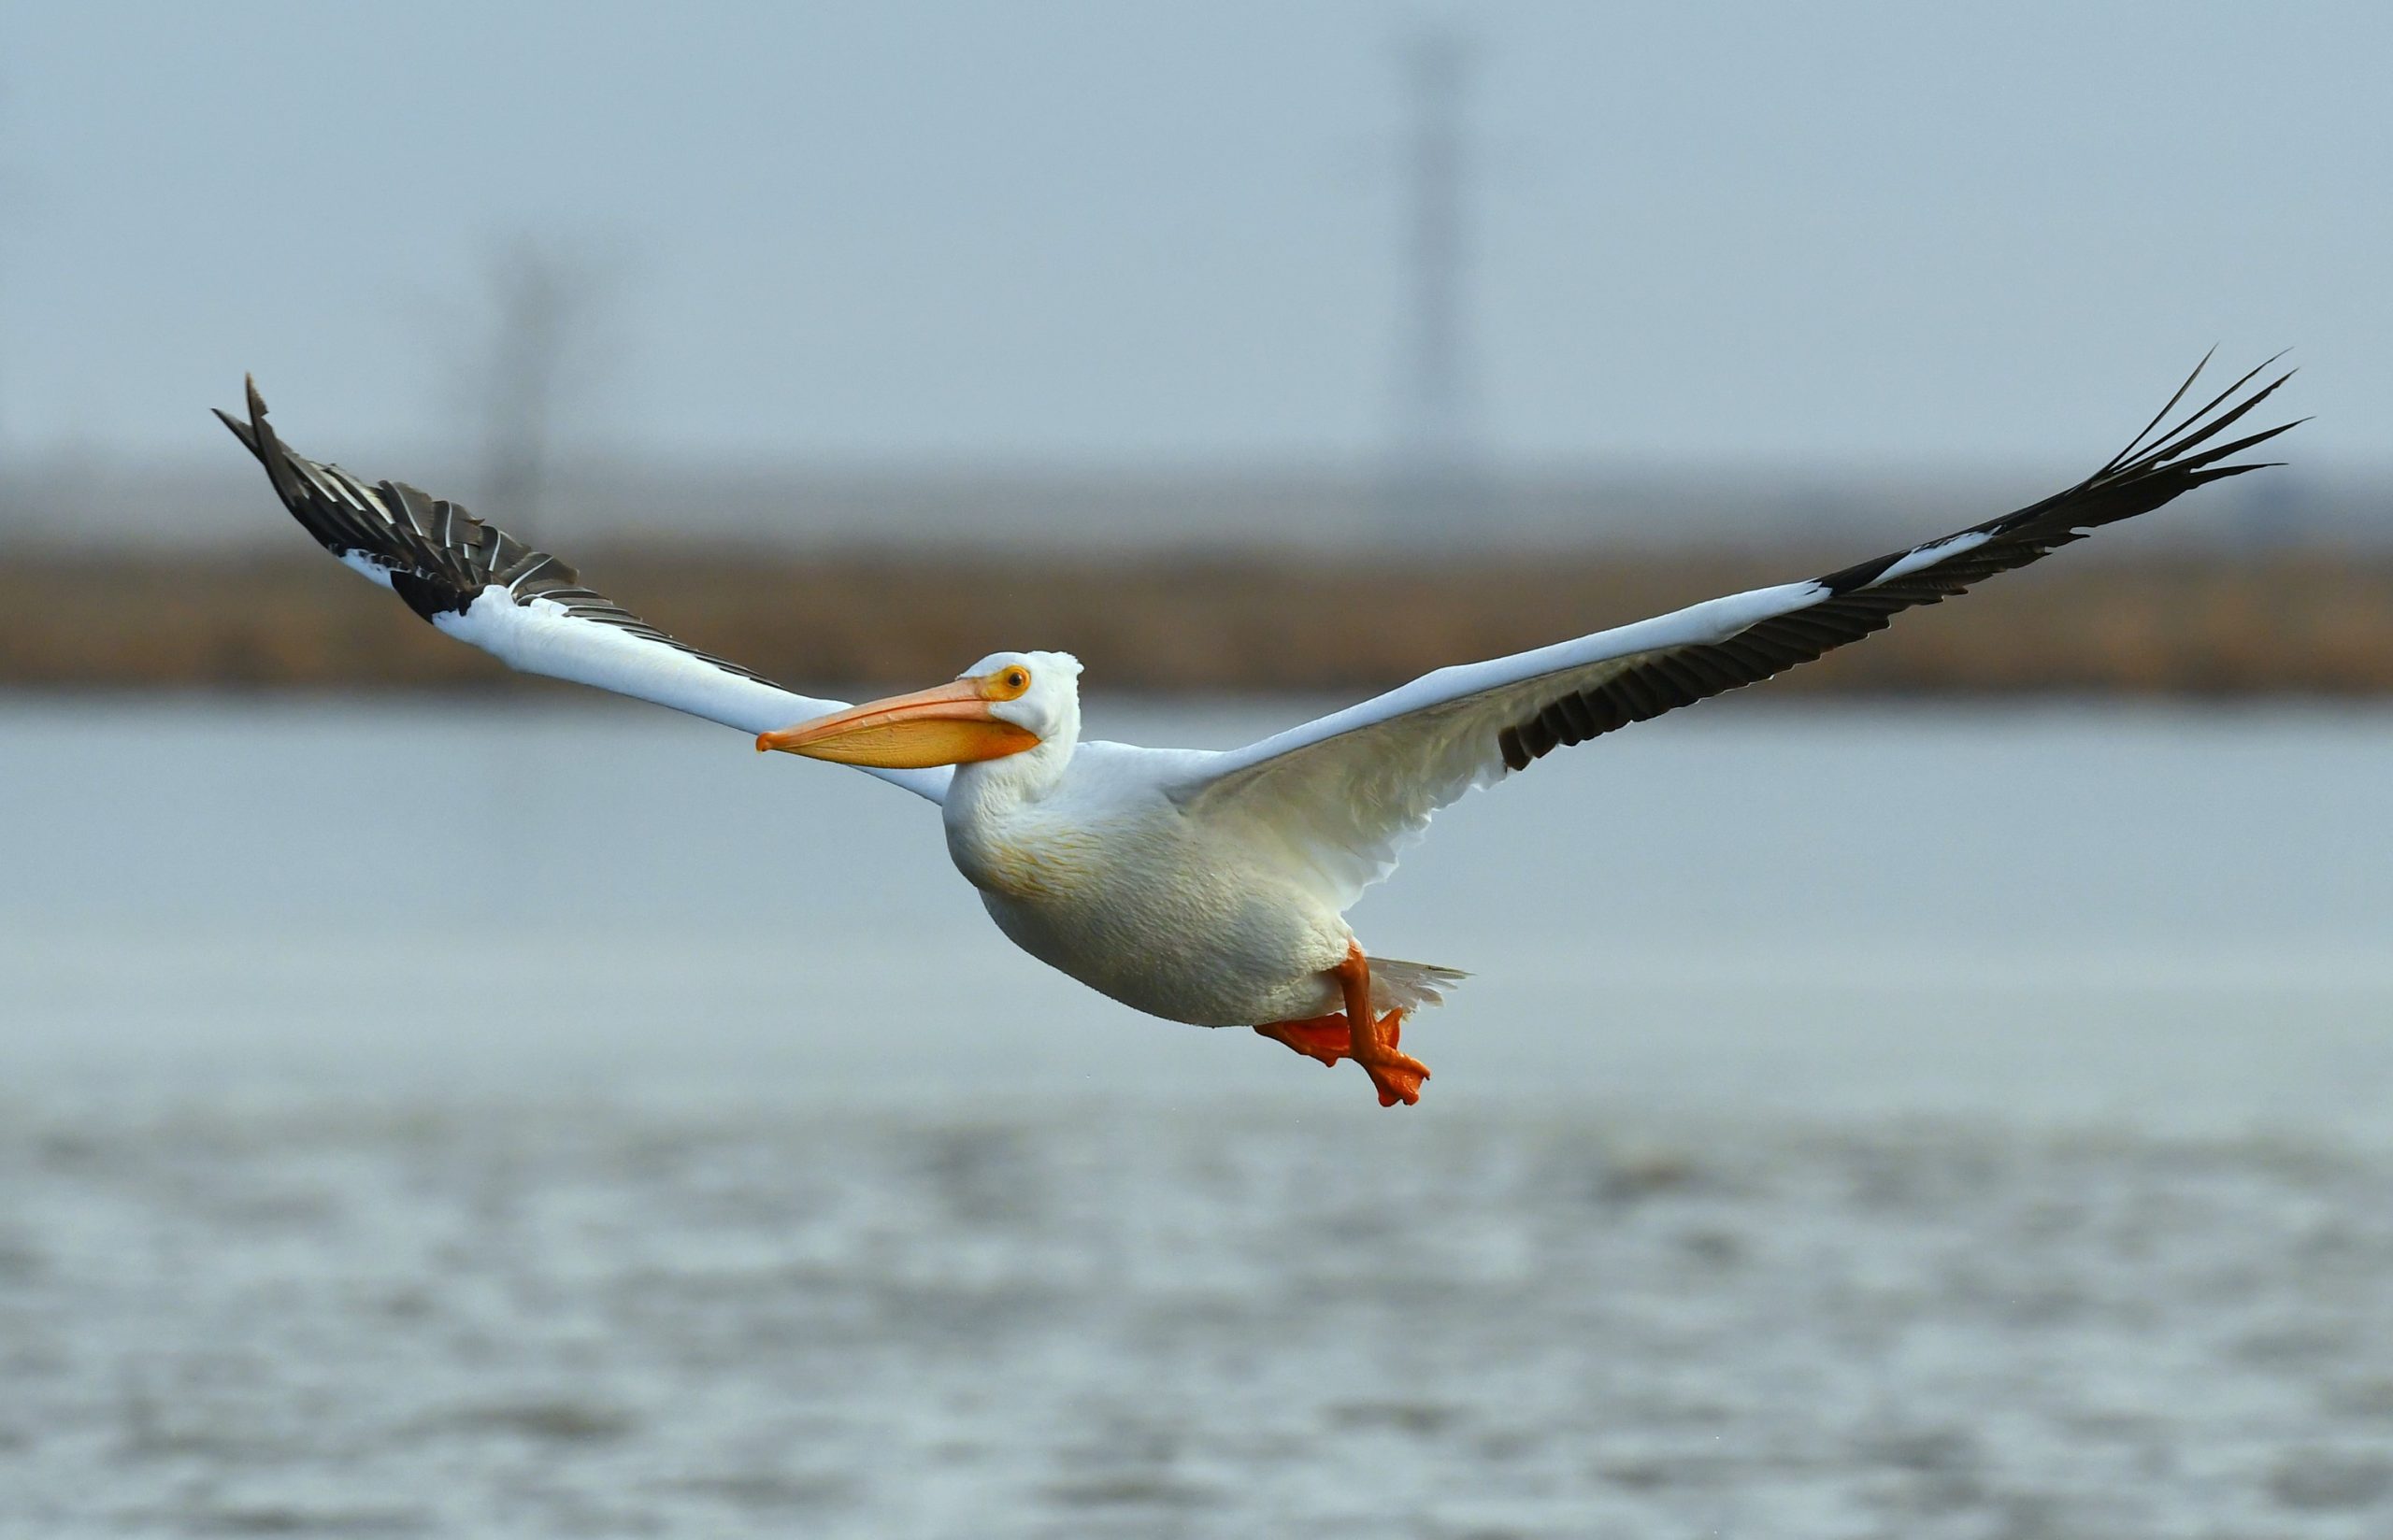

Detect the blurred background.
[{"left": 3, "top": 4, "right": 2390, "bottom": 1536}]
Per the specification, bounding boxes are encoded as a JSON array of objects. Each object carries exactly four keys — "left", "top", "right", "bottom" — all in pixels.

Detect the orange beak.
[{"left": 755, "top": 677, "right": 1040, "bottom": 769}]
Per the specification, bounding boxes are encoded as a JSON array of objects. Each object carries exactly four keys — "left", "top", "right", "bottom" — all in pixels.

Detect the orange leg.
[
  {"left": 1333, "top": 944, "right": 1429, "bottom": 1106},
  {"left": 1362, "top": 1011, "right": 1425, "bottom": 1105}
]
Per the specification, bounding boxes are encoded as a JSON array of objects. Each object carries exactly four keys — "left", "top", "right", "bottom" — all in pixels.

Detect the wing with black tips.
[
  {"left": 1170, "top": 356, "right": 2298, "bottom": 903},
  {"left": 217, "top": 378, "right": 949, "bottom": 804}
]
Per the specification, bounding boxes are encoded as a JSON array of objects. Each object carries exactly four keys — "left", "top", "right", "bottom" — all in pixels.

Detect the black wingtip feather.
[
  {"left": 217, "top": 381, "right": 781, "bottom": 682},
  {"left": 210, "top": 406, "right": 258, "bottom": 454},
  {"left": 1493, "top": 353, "right": 2301, "bottom": 776},
  {"left": 2128, "top": 368, "right": 2291, "bottom": 478},
  {"left": 212, "top": 375, "right": 279, "bottom": 461},
  {"left": 2100, "top": 346, "right": 2216, "bottom": 476}
]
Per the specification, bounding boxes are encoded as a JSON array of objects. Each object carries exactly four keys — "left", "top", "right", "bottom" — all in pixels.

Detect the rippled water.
[
  {"left": 3, "top": 697, "right": 2389, "bottom": 1535},
  {"left": 6, "top": 1101, "right": 2391, "bottom": 1537}
]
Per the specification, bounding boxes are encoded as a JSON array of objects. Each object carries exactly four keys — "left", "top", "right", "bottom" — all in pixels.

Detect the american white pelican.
[{"left": 219, "top": 361, "right": 2293, "bottom": 1105}]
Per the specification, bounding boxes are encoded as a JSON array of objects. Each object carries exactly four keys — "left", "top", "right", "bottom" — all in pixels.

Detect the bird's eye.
[{"left": 986, "top": 665, "right": 1032, "bottom": 701}]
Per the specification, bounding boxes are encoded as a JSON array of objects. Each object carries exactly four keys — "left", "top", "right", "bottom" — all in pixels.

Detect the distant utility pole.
[
  {"left": 466, "top": 239, "right": 608, "bottom": 541},
  {"left": 1387, "top": 22, "right": 1483, "bottom": 540},
  {"left": 0, "top": 81, "right": 18, "bottom": 541}
]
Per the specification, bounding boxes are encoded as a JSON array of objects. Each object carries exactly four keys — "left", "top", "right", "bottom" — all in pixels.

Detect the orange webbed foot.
[
  {"left": 1254, "top": 1014, "right": 1352, "bottom": 1068},
  {"left": 1363, "top": 1043, "right": 1429, "bottom": 1106},
  {"left": 1355, "top": 1006, "right": 1429, "bottom": 1107},
  {"left": 1254, "top": 1011, "right": 1428, "bottom": 1101}
]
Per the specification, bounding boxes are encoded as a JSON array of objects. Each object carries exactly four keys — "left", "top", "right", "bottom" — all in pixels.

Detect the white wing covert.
[
  {"left": 1168, "top": 357, "right": 2297, "bottom": 905},
  {"left": 217, "top": 378, "right": 949, "bottom": 804}
]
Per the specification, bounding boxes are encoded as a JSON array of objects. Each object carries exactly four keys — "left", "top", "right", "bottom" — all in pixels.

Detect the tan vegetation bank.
[{"left": 5, "top": 549, "right": 2389, "bottom": 696}]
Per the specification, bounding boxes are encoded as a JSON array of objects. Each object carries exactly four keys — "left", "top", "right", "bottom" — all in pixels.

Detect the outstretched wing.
[
  {"left": 1168, "top": 356, "right": 2298, "bottom": 903},
  {"left": 216, "top": 378, "right": 949, "bottom": 803}
]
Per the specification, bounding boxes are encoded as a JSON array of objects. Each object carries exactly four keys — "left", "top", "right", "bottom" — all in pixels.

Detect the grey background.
[{"left": 3, "top": 1, "right": 2383, "bottom": 473}]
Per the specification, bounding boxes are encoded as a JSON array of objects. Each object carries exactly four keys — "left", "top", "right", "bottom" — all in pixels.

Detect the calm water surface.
[{"left": 2, "top": 696, "right": 2388, "bottom": 1536}]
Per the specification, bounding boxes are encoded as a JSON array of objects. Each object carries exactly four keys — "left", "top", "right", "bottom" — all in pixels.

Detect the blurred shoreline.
[{"left": 6, "top": 547, "right": 2391, "bottom": 694}]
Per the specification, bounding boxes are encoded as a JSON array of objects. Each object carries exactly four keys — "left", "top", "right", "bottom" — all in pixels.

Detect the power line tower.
[
  {"left": 1387, "top": 22, "right": 1483, "bottom": 541},
  {"left": 0, "top": 79, "right": 11, "bottom": 519},
  {"left": 477, "top": 243, "right": 580, "bottom": 539},
  {"left": 454, "top": 238, "right": 611, "bottom": 543}
]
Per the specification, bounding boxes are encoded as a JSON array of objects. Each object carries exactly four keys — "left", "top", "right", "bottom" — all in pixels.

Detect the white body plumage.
[
  {"left": 943, "top": 737, "right": 1365, "bottom": 1027},
  {"left": 913, "top": 655, "right": 1451, "bottom": 1025}
]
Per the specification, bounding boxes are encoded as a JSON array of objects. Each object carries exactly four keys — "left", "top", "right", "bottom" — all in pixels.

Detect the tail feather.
[{"left": 1369, "top": 957, "right": 1468, "bottom": 1014}]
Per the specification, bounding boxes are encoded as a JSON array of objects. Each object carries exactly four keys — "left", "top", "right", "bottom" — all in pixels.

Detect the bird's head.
[{"left": 755, "top": 650, "right": 1082, "bottom": 771}]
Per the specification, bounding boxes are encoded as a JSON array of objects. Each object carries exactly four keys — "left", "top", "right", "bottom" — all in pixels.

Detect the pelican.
[{"left": 217, "top": 360, "right": 2294, "bottom": 1105}]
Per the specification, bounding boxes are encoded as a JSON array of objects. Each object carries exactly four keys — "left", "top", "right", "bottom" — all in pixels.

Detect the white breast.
[{"left": 941, "top": 743, "right": 1354, "bottom": 1027}]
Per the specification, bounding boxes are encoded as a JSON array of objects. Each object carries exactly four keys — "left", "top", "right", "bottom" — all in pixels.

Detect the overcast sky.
[{"left": 1, "top": 1, "right": 2386, "bottom": 470}]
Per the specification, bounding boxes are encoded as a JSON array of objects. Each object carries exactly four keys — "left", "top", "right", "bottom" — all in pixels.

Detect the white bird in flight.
[{"left": 219, "top": 361, "right": 2293, "bottom": 1106}]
